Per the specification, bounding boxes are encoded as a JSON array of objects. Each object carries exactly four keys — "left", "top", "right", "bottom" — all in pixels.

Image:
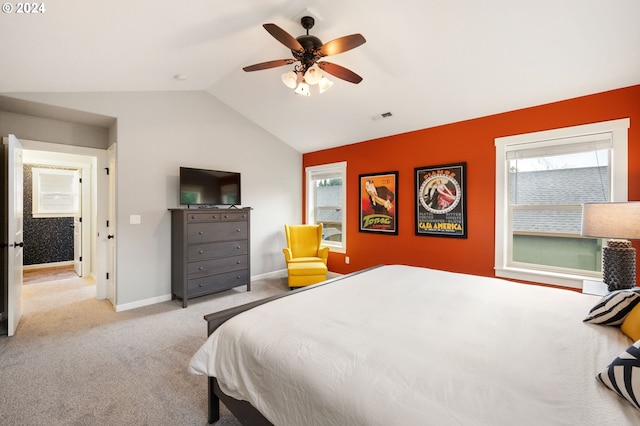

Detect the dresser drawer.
[
  {"left": 187, "top": 240, "right": 248, "bottom": 262},
  {"left": 188, "top": 255, "right": 248, "bottom": 279},
  {"left": 187, "top": 269, "right": 249, "bottom": 297},
  {"left": 220, "top": 211, "right": 249, "bottom": 221},
  {"left": 187, "top": 212, "right": 221, "bottom": 223},
  {"left": 188, "top": 221, "right": 248, "bottom": 244}
]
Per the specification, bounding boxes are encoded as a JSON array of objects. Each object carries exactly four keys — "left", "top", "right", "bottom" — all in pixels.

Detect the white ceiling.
[{"left": 1, "top": 0, "right": 639, "bottom": 153}]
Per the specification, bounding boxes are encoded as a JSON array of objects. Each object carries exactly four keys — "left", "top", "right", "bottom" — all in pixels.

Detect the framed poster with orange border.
[
  {"left": 415, "top": 162, "right": 467, "bottom": 238},
  {"left": 359, "top": 171, "right": 398, "bottom": 234}
]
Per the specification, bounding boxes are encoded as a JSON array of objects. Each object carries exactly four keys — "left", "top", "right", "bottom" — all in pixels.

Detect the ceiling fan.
[{"left": 243, "top": 16, "right": 366, "bottom": 94}]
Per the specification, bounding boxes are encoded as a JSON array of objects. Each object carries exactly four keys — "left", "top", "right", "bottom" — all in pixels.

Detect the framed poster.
[
  {"left": 415, "top": 162, "right": 467, "bottom": 238},
  {"left": 359, "top": 171, "right": 398, "bottom": 234}
]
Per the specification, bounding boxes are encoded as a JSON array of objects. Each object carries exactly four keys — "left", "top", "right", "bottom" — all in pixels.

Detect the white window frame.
[
  {"left": 32, "top": 167, "right": 80, "bottom": 218},
  {"left": 494, "top": 118, "right": 629, "bottom": 288},
  {"left": 305, "top": 161, "right": 347, "bottom": 253}
]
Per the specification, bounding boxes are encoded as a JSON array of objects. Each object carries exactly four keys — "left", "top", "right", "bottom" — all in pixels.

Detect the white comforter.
[{"left": 189, "top": 265, "right": 640, "bottom": 425}]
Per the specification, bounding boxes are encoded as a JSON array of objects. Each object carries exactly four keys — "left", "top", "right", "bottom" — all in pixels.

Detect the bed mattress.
[{"left": 190, "top": 265, "right": 639, "bottom": 425}]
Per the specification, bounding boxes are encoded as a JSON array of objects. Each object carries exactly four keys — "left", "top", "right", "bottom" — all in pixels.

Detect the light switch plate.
[{"left": 130, "top": 215, "right": 141, "bottom": 225}]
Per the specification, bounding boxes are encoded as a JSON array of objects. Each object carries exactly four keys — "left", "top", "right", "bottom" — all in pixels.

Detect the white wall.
[{"left": 8, "top": 91, "right": 302, "bottom": 307}]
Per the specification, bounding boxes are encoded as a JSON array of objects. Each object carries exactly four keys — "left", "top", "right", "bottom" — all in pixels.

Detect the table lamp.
[{"left": 581, "top": 202, "right": 640, "bottom": 291}]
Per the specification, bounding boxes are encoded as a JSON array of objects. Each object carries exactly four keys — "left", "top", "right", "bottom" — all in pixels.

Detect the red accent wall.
[{"left": 303, "top": 85, "right": 640, "bottom": 279}]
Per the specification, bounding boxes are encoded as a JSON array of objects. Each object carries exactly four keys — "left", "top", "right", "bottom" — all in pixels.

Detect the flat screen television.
[{"left": 179, "top": 167, "right": 241, "bottom": 207}]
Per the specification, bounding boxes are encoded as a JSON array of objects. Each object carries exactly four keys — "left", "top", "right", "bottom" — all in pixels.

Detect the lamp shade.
[
  {"left": 294, "top": 81, "right": 310, "bottom": 96},
  {"left": 304, "top": 67, "right": 322, "bottom": 85},
  {"left": 581, "top": 202, "right": 640, "bottom": 240},
  {"left": 318, "top": 76, "right": 333, "bottom": 94},
  {"left": 281, "top": 71, "right": 298, "bottom": 89}
]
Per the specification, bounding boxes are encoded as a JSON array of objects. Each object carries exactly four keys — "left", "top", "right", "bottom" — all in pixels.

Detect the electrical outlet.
[
  {"left": 345, "top": 256, "right": 350, "bottom": 264},
  {"left": 129, "top": 215, "right": 141, "bottom": 225}
]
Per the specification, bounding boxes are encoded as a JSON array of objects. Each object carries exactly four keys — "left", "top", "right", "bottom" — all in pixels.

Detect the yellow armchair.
[{"left": 283, "top": 224, "right": 329, "bottom": 265}]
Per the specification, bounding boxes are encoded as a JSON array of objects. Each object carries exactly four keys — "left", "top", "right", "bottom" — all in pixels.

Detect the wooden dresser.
[{"left": 170, "top": 208, "right": 251, "bottom": 307}]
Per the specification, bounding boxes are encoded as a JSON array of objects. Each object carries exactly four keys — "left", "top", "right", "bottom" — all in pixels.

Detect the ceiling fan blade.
[
  {"left": 263, "top": 23, "right": 303, "bottom": 52},
  {"left": 243, "top": 59, "right": 296, "bottom": 72},
  {"left": 318, "top": 34, "right": 366, "bottom": 57},
  {"left": 317, "top": 62, "right": 363, "bottom": 84}
]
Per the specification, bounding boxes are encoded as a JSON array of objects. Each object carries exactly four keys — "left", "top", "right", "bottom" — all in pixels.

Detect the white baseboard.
[
  {"left": 23, "top": 261, "right": 74, "bottom": 270},
  {"left": 114, "top": 270, "right": 288, "bottom": 312},
  {"left": 252, "top": 269, "right": 288, "bottom": 280},
  {"left": 115, "top": 294, "right": 173, "bottom": 312}
]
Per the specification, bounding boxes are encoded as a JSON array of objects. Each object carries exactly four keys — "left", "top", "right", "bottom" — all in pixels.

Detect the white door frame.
[{"left": 106, "top": 143, "right": 117, "bottom": 307}]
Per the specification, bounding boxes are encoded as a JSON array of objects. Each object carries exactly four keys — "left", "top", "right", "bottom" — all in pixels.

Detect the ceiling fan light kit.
[
  {"left": 318, "top": 76, "right": 333, "bottom": 94},
  {"left": 243, "top": 16, "right": 366, "bottom": 96},
  {"left": 280, "top": 70, "right": 298, "bottom": 89},
  {"left": 294, "top": 81, "right": 311, "bottom": 96}
]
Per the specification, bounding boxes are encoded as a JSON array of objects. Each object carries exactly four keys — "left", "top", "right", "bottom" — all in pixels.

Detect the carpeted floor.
[{"left": 0, "top": 273, "right": 291, "bottom": 425}]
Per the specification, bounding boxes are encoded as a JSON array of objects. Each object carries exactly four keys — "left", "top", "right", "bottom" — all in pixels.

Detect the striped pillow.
[
  {"left": 597, "top": 340, "right": 640, "bottom": 410},
  {"left": 584, "top": 290, "right": 640, "bottom": 325}
]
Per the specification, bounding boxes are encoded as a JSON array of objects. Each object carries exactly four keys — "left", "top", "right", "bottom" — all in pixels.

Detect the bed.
[{"left": 189, "top": 264, "right": 640, "bottom": 425}]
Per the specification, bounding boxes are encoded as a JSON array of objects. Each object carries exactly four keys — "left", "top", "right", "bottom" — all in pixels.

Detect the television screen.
[{"left": 180, "top": 167, "right": 241, "bottom": 206}]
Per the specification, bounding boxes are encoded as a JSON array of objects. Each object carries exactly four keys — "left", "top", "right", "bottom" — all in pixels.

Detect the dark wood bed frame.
[{"left": 203, "top": 266, "right": 382, "bottom": 425}]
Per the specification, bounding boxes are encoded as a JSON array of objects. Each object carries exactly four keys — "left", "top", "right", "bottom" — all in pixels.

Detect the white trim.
[
  {"left": 31, "top": 167, "right": 80, "bottom": 217},
  {"left": 495, "top": 267, "right": 591, "bottom": 290},
  {"left": 115, "top": 272, "right": 288, "bottom": 311},
  {"left": 23, "top": 261, "right": 74, "bottom": 270},
  {"left": 305, "top": 161, "right": 347, "bottom": 254},
  {"left": 494, "top": 118, "right": 630, "bottom": 287},
  {"left": 252, "top": 269, "right": 287, "bottom": 280},
  {"left": 115, "top": 294, "right": 172, "bottom": 312}
]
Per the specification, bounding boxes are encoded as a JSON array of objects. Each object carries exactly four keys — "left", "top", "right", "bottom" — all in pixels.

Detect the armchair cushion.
[{"left": 283, "top": 224, "right": 328, "bottom": 264}]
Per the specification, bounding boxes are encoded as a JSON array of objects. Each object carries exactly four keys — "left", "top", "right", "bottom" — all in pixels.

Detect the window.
[
  {"left": 32, "top": 167, "right": 80, "bottom": 218},
  {"left": 495, "top": 119, "right": 629, "bottom": 288},
  {"left": 306, "top": 162, "right": 347, "bottom": 253}
]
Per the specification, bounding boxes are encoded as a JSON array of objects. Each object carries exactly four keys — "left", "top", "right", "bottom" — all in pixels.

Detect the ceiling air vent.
[{"left": 370, "top": 112, "right": 393, "bottom": 121}]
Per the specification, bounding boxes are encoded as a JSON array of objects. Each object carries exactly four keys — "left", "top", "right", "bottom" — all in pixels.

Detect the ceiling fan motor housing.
[
  {"left": 294, "top": 17, "right": 323, "bottom": 72},
  {"left": 294, "top": 35, "right": 323, "bottom": 70}
]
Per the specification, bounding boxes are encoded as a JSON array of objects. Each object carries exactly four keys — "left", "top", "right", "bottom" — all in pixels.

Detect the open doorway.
[
  {"left": 19, "top": 142, "right": 109, "bottom": 302},
  {"left": 1, "top": 98, "right": 117, "bottom": 336},
  {"left": 21, "top": 162, "right": 84, "bottom": 280}
]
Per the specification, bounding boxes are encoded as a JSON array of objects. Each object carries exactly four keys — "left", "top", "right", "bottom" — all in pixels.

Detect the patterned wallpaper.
[{"left": 23, "top": 165, "right": 74, "bottom": 266}]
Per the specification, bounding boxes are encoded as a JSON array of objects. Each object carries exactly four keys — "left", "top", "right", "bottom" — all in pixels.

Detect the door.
[
  {"left": 106, "top": 143, "right": 116, "bottom": 306},
  {"left": 4, "top": 135, "right": 24, "bottom": 336},
  {"left": 73, "top": 216, "right": 82, "bottom": 276},
  {"left": 73, "top": 169, "right": 82, "bottom": 276}
]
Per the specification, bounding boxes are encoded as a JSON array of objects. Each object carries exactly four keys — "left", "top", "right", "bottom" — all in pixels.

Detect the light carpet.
[{"left": 0, "top": 275, "right": 291, "bottom": 425}]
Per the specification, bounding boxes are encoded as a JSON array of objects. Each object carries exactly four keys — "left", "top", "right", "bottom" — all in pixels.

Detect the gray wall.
[
  {"left": 3, "top": 91, "right": 302, "bottom": 308},
  {"left": 0, "top": 110, "right": 110, "bottom": 149}
]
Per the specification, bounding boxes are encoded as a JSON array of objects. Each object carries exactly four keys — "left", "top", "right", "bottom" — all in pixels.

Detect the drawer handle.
[
  {"left": 236, "top": 229, "right": 241, "bottom": 232},
  {"left": 199, "top": 250, "right": 204, "bottom": 254},
  {"left": 199, "top": 266, "right": 205, "bottom": 271},
  {"left": 199, "top": 283, "right": 204, "bottom": 287},
  {"left": 236, "top": 245, "right": 241, "bottom": 250},
  {"left": 236, "top": 260, "right": 241, "bottom": 264},
  {"left": 198, "top": 231, "right": 204, "bottom": 235}
]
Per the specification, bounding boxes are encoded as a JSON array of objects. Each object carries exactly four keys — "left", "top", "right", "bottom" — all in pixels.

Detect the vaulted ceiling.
[{"left": 2, "top": 0, "right": 639, "bottom": 153}]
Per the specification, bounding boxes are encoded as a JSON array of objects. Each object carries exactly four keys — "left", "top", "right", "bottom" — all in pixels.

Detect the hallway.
[{"left": 23, "top": 264, "right": 78, "bottom": 285}]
